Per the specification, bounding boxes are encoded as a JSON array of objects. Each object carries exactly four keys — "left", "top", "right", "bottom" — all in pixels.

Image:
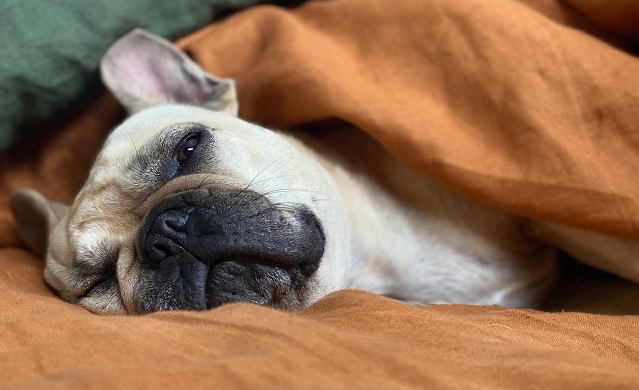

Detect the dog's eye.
[
  {"left": 80, "top": 276, "right": 114, "bottom": 298},
  {"left": 177, "top": 135, "right": 200, "bottom": 162}
]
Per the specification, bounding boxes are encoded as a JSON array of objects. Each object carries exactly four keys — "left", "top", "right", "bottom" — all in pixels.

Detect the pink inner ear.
[
  {"left": 114, "top": 46, "right": 172, "bottom": 100},
  {"left": 103, "top": 30, "right": 235, "bottom": 111}
]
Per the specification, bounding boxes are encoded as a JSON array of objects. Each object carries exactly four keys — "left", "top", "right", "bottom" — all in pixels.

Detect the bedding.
[{"left": 2, "top": 0, "right": 639, "bottom": 388}]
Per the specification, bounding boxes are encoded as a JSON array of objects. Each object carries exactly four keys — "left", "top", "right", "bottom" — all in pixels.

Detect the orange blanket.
[{"left": 2, "top": 0, "right": 639, "bottom": 388}]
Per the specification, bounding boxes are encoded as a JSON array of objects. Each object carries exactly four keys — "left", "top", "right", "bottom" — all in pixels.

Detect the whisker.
[
  {"left": 231, "top": 157, "right": 286, "bottom": 207},
  {"left": 127, "top": 132, "right": 140, "bottom": 155},
  {"left": 259, "top": 188, "right": 330, "bottom": 197}
]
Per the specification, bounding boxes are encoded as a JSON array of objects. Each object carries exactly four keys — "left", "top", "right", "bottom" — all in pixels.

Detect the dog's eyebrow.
[{"left": 72, "top": 245, "right": 119, "bottom": 276}]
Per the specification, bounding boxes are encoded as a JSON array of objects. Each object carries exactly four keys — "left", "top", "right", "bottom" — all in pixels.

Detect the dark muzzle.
[{"left": 134, "top": 188, "right": 325, "bottom": 312}]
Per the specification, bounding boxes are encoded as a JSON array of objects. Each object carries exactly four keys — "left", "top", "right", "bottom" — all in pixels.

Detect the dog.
[{"left": 11, "top": 30, "right": 639, "bottom": 315}]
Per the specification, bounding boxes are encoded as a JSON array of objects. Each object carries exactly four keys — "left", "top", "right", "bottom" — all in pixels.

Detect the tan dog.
[{"left": 11, "top": 30, "right": 639, "bottom": 314}]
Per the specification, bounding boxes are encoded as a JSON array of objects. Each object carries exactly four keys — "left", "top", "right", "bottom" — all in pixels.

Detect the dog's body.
[
  {"left": 11, "top": 30, "right": 639, "bottom": 314},
  {"left": 288, "top": 125, "right": 558, "bottom": 307}
]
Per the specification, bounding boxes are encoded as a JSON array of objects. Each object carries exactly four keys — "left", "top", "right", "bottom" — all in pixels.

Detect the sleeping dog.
[{"left": 11, "top": 30, "right": 639, "bottom": 314}]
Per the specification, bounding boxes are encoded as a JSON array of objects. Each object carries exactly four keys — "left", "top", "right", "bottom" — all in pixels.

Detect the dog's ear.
[
  {"left": 11, "top": 189, "right": 70, "bottom": 258},
  {"left": 101, "top": 29, "right": 238, "bottom": 116}
]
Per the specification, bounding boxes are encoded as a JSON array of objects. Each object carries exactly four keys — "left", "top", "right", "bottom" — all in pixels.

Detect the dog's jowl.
[{"left": 12, "top": 30, "right": 639, "bottom": 315}]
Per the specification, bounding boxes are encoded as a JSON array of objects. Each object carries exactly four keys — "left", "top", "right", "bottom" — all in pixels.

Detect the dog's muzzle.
[{"left": 134, "top": 188, "right": 325, "bottom": 312}]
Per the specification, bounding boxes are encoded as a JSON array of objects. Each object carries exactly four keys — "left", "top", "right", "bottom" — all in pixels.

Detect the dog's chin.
[{"left": 132, "top": 188, "right": 325, "bottom": 313}]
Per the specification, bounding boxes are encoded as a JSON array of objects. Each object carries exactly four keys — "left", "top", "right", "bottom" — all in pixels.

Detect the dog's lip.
[
  {"left": 145, "top": 236, "right": 309, "bottom": 309},
  {"left": 203, "top": 256, "right": 298, "bottom": 309}
]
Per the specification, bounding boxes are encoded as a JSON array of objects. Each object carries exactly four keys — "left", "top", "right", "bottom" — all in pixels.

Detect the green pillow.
[{"left": 0, "top": 0, "right": 258, "bottom": 149}]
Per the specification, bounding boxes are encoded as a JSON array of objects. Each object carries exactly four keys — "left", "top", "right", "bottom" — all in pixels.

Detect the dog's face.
[{"left": 11, "top": 30, "right": 349, "bottom": 314}]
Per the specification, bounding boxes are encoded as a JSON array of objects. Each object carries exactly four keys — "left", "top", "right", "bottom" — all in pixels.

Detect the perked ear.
[
  {"left": 11, "top": 189, "right": 70, "bottom": 258},
  {"left": 100, "top": 29, "right": 239, "bottom": 116}
]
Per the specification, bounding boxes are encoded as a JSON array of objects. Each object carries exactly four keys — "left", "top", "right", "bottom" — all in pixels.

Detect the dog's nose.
[
  {"left": 144, "top": 208, "right": 190, "bottom": 264},
  {"left": 138, "top": 189, "right": 325, "bottom": 271}
]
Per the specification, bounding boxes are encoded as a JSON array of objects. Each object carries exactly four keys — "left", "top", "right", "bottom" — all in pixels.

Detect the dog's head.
[{"left": 11, "top": 30, "right": 349, "bottom": 314}]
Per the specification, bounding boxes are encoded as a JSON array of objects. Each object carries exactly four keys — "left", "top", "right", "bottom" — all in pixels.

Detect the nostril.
[
  {"left": 154, "top": 243, "right": 171, "bottom": 257},
  {"left": 142, "top": 208, "right": 192, "bottom": 267},
  {"left": 146, "top": 239, "right": 177, "bottom": 265},
  {"left": 160, "top": 210, "right": 189, "bottom": 233},
  {"left": 165, "top": 218, "right": 185, "bottom": 232}
]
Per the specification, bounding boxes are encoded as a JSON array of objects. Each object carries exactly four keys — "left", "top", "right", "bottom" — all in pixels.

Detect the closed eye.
[
  {"left": 80, "top": 275, "right": 115, "bottom": 298},
  {"left": 72, "top": 246, "right": 119, "bottom": 298}
]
